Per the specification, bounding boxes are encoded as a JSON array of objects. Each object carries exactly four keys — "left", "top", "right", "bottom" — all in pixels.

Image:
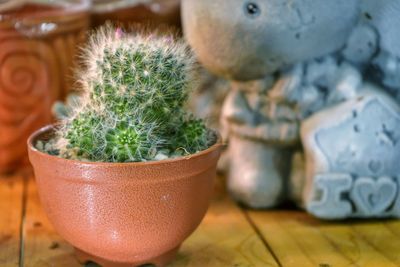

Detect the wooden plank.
[
  {"left": 171, "top": 195, "right": 279, "bottom": 267},
  {"left": 384, "top": 220, "right": 400, "bottom": 238},
  {"left": 247, "top": 210, "right": 399, "bottom": 267},
  {"left": 0, "top": 174, "right": 24, "bottom": 267},
  {"left": 18, "top": 171, "right": 400, "bottom": 267},
  {"left": 22, "top": 174, "right": 277, "bottom": 267},
  {"left": 245, "top": 210, "right": 314, "bottom": 267},
  {"left": 22, "top": 175, "right": 80, "bottom": 267},
  {"left": 350, "top": 221, "right": 400, "bottom": 265},
  {"left": 318, "top": 222, "right": 398, "bottom": 267}
]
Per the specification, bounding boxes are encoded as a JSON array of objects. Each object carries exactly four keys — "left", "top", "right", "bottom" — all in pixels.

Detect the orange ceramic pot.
[
  {"left": 91, "top": 0, "right": 180, "bottom": 28},
  {"left": 28, "top": 125, "right": 222, "bottom": 267},
  {"left": 0, "top": 1, "right": 90, "bottom": 173}
]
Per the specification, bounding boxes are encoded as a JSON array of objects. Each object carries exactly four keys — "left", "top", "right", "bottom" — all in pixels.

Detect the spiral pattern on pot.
[
  {"left": 0, "top": 37, "right": 56, "bottom": 169},
  {"left": 0, "top": 12, "right": 89, "bottom": 172}
]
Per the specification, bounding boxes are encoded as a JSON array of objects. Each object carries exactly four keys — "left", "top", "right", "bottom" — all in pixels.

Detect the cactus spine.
[{"left": 53, "top": 26, "right": 213, "bottom": 162}]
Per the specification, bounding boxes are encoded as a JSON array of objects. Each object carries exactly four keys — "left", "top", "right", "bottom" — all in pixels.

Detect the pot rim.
[{"left": 28, "top": 124, "right": 223, "bottom": 167}]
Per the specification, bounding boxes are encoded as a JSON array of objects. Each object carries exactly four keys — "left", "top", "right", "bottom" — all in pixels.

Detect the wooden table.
[{"left": 2, "top": 171, "right": 400, "bottom": 267}]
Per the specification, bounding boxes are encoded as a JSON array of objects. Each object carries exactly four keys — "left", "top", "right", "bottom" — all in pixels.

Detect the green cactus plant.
[{"left": 49, "top": 26, "right": 215, "bottom": 162}]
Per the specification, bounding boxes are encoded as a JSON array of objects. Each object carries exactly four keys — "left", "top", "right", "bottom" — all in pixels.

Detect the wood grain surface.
[
  {"left": 0, "top": 174, "right": 24, "bottom": 267},
  {"left": 2, "top": 172, "right": 400, "bottom": 267}
]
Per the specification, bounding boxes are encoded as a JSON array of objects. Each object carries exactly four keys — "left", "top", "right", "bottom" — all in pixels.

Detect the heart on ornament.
[{"left": 350, "top": 176, "right": 397, "bottom": 216}]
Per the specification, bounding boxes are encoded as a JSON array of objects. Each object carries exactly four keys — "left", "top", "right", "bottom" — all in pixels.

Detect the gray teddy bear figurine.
[{"left": 182, "top": 0, "right": 400, "bottom": 219}]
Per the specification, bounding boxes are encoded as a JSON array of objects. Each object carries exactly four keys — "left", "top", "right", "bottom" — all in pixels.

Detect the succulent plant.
[{"left": 51, "top": 25, "right": 213, "bottom": 162}]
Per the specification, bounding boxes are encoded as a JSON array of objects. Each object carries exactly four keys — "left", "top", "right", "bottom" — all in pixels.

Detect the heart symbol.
[{"left": 350, "top": 176, "right": 397, "bottom": 216}]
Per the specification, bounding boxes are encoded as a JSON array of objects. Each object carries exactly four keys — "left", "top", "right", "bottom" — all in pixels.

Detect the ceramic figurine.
[
  {"left": 182, "top": 0, "right": 400, "bottom": 219},
  {"left": 182, "top": 0, "right": 361, "bottom": 208}
]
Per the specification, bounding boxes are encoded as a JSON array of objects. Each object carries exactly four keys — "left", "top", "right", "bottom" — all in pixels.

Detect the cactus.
[{"left": 51, "top": 25, "right": 214, "bottom": 162}]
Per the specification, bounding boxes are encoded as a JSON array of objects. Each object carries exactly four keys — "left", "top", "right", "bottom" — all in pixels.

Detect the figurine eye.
[{"left": 244, "top": 2, "right": 261, "bottom": 18}]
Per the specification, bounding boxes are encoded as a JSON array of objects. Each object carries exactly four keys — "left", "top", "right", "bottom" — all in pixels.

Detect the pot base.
[{"left": 74, "top": 245, "right": 180, "bottom": 267}]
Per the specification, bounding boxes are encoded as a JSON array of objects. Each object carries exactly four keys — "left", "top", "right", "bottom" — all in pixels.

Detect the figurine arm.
[
  {"left": 222, "top": 89, "right": 254, "bottom": 125},
  {"left": 222, "top": 79, "right": 301, "bottom": 144}
]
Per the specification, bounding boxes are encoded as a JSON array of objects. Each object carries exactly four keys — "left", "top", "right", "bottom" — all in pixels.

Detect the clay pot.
[
  {"left": 0, "top": 1, "right": 90, "bottom": 173},
  {"left": 91, "top": 0, "right": 181, "bottom": 29},
  {"left": 28, "top": 125, "right": 222, "bottom": 267}
]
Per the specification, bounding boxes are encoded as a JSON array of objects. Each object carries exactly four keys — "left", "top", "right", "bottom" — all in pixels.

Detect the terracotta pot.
[
  {"left": 28, "top": 125, "right": 222, "bottom": 267},
  {"left": 0, "top": 1, "right": 90, "bottom": 173},
  {"left": 91, "top": 0, "right": 181, "bottom": 28}
]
